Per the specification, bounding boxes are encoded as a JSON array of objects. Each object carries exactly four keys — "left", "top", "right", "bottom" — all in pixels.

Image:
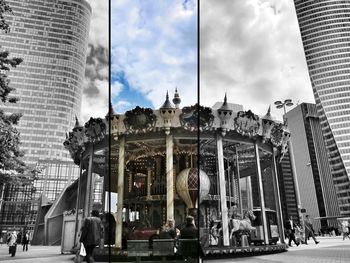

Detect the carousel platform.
[{"left": 203, "top": 243, "right": 288, "bottom": 258}]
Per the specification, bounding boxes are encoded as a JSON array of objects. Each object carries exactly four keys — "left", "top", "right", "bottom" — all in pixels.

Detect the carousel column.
[
  {"left": 254, "top": 141, "right": 269, "bottom": 245},
  {"left": 166, "top": 133, "right": 174, "bottom": 220},
  {"left": 84, "top": 146, "right": 94, "bottom": 218},
  {"left": 115, "top": 136, "right": 125, "bottom": 249},
  {"left": 216, "top": 133, "right": 229, "bottom": 246},
  {"left": 272, "top": 147, "right": 285, "bottom": 243},
  {"left": 235, "top": 148, "right": 243, "bottom": 216},
  {"left": 147, "top": 168, "right": 152, "bottom": 198}
]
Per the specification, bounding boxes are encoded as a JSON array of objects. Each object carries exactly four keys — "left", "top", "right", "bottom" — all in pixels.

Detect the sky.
[
  {"left": 200, "top": 0, "right": 315, "bottom": 121},
  {"left": 81, "top": 0, "right": 315, "bottom": 123},
  {"left": 81, "top": 0, "right": 109, "bottom": 122},
  {"left": 111, "top": 0, "right": 198, "bottom": 114}
]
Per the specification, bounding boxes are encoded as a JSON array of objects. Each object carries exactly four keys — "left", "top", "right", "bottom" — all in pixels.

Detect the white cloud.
[
  {"left": 81, "top": 79, "right": 109, "bottom": 122},
  {"left": 200, "top": 0, "right": 314, "bottom": 120},
  {"left": 111, "top": 0, "right": 198, "bottom": 109},
  {"left": 85, "top": 0, "right": 108, "bottom": 49}
]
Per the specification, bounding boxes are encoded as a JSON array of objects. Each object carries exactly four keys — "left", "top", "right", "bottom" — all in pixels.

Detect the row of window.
[
  {"left": 308, "top": 52, "right": 350, "bottom": 67},
  {"left": 299, "top": 9, "right": 350, "bottom": 28},
  {"left": 306, "top": 37, "right": 350, "bottom": 55},
  {"left": 322, "top": 97, "right": 350, "bottom": 106},
  {"left": 306, "top": 41, "right": 350, "bottom": 59},
  {"left": 331, "top": 122, "right": 350, "bottom": 130},
  {"left": 301, "top": 18, "right": 350, "bottom": 35},
  {"left": 296, "top": 2, "right": 350, "bottom": 16},
  {"left": 312, "top": 68, "right": 350, "bottom": 81},
  {"left": 303, "top": 27, "right": 350, "bottom": 43},
  {"left": 318, "top": 85, "right": 350, "bottom": 96},
  {"left": 314, "top": 74, "right": 350, "bottom": 86}
]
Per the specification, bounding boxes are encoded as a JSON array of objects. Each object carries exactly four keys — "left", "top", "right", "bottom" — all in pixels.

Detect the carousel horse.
[{"left": 229, "top": 210, "right": 256, "bottom": 239}]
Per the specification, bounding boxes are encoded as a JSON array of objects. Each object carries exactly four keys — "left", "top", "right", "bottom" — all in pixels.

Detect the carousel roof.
[{"left": 63, "top": 92, "right": 291, "bottom": 165}]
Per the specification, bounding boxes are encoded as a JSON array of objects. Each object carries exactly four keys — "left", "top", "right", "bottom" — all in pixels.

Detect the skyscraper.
[
  {"left": 286, "top": 103, "right": 342, "bottom": 229},
  {"left": 294, "top": 0, "right": 350, "bottom": 214},
  {"left": 0, "top": 0, "right": 91, "bottom": 165}
]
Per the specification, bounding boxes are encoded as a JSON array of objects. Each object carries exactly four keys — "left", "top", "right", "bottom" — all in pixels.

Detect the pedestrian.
[
  {"left": 79, "top": 210, "right": 102, "bottom": 263},
  {"left": 159, "top": 219, "right": 179, "bottom": 239},
  {"left": 304, "top": 215, "right": 319, "bottom": 245},
  {"left": 8, "top": 231, "right": 17, "bottom": 257},
  {"left": 285, "top": 216, "right": 299, "bottom": 247},
  {"left": 179, "top": 216, "right": 198, "bottom": 260},
  {"left": 0, "top": 235, "right": 3, "bottom": 246},
  {"left": 22, "top": 231, "right": 29, "bottom": 251},
  {"left": 295, "top": 224, "right": 303, "bottom": 244},
  {"left": 341, "top": 220, "right": 350, "bottom": 240}
]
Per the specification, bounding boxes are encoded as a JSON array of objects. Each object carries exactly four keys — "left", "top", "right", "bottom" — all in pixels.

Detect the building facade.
[
  {"left": 294, "top": 0, "right": 350, "bottom": 214},
  {"left": 285, "top": 103, "right": 342, "bottom": 230},
  {"left": 1, "top": 0, "right": 91, "bottom": 166},
  {"left": 0, "top": 0, "right": 91, "bottom": 236}
]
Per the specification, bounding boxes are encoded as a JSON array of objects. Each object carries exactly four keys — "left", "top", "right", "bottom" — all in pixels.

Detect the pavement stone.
[
  {"left": 0, "top": 245, "right": 74, "bottom": 262},
  {"left": 205, "top": 236, "right": 350, "bottom": 263},
  {"left": 1, "top": 236, "right": 349, "bottom": 262}
]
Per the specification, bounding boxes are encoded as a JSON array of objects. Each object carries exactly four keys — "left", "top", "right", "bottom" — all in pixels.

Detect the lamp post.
[
  {"left": 274, "top": 99, "right": 293, "bottom": 125},
  {"left": 274, "top": 99, "right": 304, "bottom": 228}
]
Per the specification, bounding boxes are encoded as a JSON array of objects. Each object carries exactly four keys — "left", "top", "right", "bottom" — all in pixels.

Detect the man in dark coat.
[
  {"left": 285, "top": 216, "right": 299, "bottom": 247},
  {"left": 180, "top": 216, "right": 198, "bottom": 239},
  {"left": 304, "top": 215, "right": 319, "bottom": 245},
  {"left": 80, "top": 210, "right": 102, "bottom": 263}
]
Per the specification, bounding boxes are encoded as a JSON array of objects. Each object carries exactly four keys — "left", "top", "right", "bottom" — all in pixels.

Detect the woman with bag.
[
  {"left": 78, "top": 210, "right": 102, "bottom": 263},
  {"left": 8, "top": 231, "right": 17, "bottom": 257}
]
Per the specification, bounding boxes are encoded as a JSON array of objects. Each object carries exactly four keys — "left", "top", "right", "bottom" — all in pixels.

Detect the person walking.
[
  {"left": 8, "top": 231, "right": 17, "bottom": 257},
  {"left": 179, "top": 216, "right": 198, "bottom": 260},
  {"left": 79, "top": 210, "right": 102, "bottom": 263},
  {"left": 22, "top": 231, "right": 29, "bottom": 251},
  {"left": 341, "top": 220, "right": 350, "bottom": 240},
  {"left": 285, "top": 216, "right": 299, "bottom": 247},
  {"left": 304, "top": 215, "right": 319, "bottom": 245}
]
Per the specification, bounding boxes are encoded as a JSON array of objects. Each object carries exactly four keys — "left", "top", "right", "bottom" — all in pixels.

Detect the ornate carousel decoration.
[{"left": 63, "top": 91, "right": 291, "bottom": 253}]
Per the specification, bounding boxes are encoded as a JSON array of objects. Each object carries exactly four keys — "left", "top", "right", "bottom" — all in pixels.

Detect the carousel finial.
[{"left": 173, "top": 87, "right": 181, "bottom": 109}]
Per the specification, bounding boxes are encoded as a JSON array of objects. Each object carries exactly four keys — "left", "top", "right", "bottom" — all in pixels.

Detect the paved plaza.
[
  {"left": 0, "top": 236, "right": 349, "bottom": 262},
  {"left": 206, "top": 236, "right": 350, "bottom": 263},
  {"left": 0, "top": 245, "right": 73, "bottom": 262}
]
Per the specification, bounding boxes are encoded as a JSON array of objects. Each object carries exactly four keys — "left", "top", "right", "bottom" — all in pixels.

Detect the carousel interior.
[{"left": 199, "top": 134, "right": 280, "bottom": 248}]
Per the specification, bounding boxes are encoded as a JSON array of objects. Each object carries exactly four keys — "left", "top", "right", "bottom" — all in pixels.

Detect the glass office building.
[
  {"left": 294, "top": 0, "right": 350, "bottom": 214},
  {"left": 0, "top": 0, "right": 91, "bottom": 166}
]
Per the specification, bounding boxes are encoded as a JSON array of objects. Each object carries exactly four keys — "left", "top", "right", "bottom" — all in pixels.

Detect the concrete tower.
[
  {"left": 294, "top": 0, "right": 350, "bottom": 214},
  {"left": 0, "top": 0, "right": 91, "bottom": 165}
]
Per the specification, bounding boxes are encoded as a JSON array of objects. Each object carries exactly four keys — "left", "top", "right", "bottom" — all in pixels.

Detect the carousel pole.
[
  {"left": 166, "top": 133, "right": 174, "bottom": 220},
  {"left": 235, "top": 147, "right": 243, "bottom": 216},
  {"left": 272, "top": 147, "right": 285, "bottom": 243},
  {"left": 84, "top": 145, "right": 94, "bottom": 218},
  {"left": 147, "top": 167, "right": 152, "bottom": 198},
  {"left": 254, "top": 141, "right": 269, "bottom": 245},
  {"left": 216, "top": 132, "right": 229, "bottom": 246},
  {"left": 73, "top": 153, "right": 83, "bottom": 248},
  {"left": 115, "top": 136, "right": 125, "bottom": 249}
]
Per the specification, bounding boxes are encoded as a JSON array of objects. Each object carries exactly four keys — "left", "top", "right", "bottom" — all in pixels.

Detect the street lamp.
[
  {"left": 274, "top": 99, "right": 304, "bottom": 229},
  {"left": 274, "top": 99, "right": 294, "bottom": 124}
]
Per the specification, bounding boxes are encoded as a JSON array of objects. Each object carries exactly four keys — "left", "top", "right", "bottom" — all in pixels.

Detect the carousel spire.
[
  {"left": 160, "top": 90, "right": 175, "bottom": 109},
  {"left": 160, "top": 91, "right": 176, "bottom": 135},
  {"left": 262, "top": 105, "right": 273, "bottom": 121},
  {"left": 220, "top": 93, "right": 230, "bottom": 111},
  {"left": 74, "top": 115, "right": 81, "bottom": 129},
  {"left": 218, "top": 93, "right": 233, "bottom": 136},
  {"left": 106, "top": 100, "right": 116, "bottom": 119},
  {"left": 173, "top": 87, "right": 181, "bottom": 109}
]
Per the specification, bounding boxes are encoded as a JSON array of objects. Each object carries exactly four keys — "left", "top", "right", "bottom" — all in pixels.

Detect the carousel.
[
  {"left": 62, "top": 91, "right": 290, "bottom": 258},
  {"left": 63, "top": 89, "right": 200, "bottom": 256},
  {"left": 199, "top": 95, "right": 290, "bottom": 256}
]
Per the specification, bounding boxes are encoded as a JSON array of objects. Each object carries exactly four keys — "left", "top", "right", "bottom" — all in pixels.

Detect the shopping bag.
[
  {"left": 74, "top": 243, "right": 86, "bottom": 263},
  {"left": 80, "top": 243, "right": 86, "bottom": 257}
]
